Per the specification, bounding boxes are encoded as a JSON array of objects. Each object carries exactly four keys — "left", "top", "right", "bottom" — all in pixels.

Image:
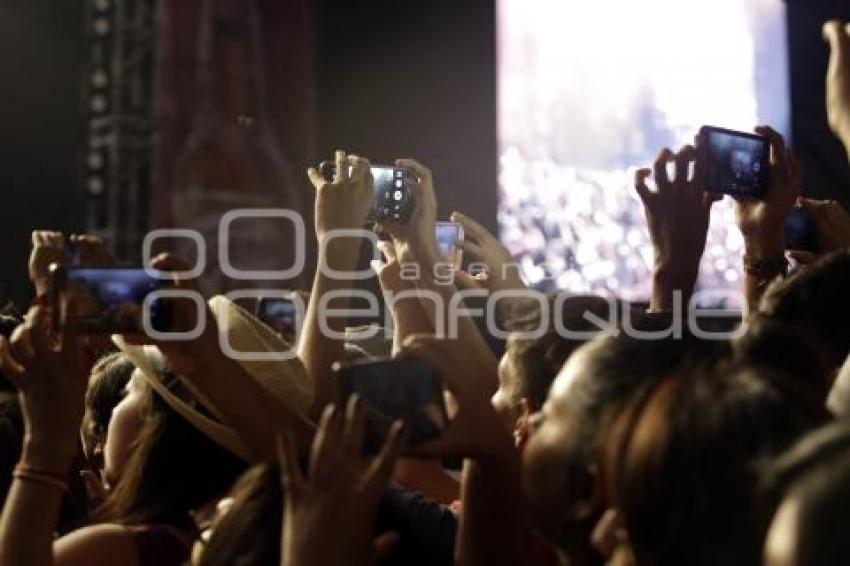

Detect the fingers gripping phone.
[
  {"left": 49, "top": 266, "right": 173, "bottom": 334},
  {"left": 319, "top": 162, "right": 415, "bottom": 224},
  {"left": 435, "top": 221, "right": 464, "bottom": 268},
  {"left": 334, "top": 358, "right": 447, "bottom": 454},
  {"left": 697, "top": 126, "right": 769, "bottom": 199}
]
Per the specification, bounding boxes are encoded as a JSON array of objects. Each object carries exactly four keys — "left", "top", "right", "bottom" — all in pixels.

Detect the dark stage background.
[{"left": 0, "top": 0, "right": 846, "bottom": 306}]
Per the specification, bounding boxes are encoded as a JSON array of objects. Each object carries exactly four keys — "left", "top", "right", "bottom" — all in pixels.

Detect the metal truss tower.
[{"left": 83, "top": 0, "right": 156, "bottom": 261}]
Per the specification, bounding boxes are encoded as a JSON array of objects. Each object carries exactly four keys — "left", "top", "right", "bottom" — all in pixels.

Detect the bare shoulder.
[{"left": 54, "top": 523, "right": 140, "bottom": 566}]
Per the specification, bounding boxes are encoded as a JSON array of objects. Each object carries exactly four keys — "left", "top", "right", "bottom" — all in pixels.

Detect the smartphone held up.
[
  {"left": 697, "top": 126, "right": 770, "bottom": 199},
  {"left": 435, "top": 221, "right": 465, "bottom": 268},
  {"left": 319, "top": 161, "right": 416, "bottom": 224},
  {"left": 49, "top": 265, "right": 173, "bottom": 334}
]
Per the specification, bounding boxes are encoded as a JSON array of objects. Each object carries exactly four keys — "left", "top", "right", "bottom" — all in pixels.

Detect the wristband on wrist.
[
  {"left": 743, "top": 254, "right": 789, "bottom": 279},
  {"left": 13, "top": 463, "right": 69, "bottom": 493}
]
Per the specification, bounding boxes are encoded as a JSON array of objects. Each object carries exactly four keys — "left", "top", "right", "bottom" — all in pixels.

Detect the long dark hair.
[
  {"left": 82, "top": 352, "right": 134, "bottom": 468},
  {"left": 606, "top": 364, "right": 828, "bottom": 566},
  {"left": 97, "top": 371, "right": 247, "bottom": 529},
  {"left": 199, "top": 463, "right": 282, "bottom": 566},
  {"left": 759, "top": 422, "right": 850, "bottom": 564}
]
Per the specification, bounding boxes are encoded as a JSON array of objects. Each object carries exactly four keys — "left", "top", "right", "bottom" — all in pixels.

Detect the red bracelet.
[{"left": 13, "top": 464, "right": 69, "bottom": 493}]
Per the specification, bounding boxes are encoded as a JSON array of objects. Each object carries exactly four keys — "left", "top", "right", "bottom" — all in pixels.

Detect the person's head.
[
  {"left": 196, "top": 463, "right": 282, "bottom": 566},
  {"left": 97, "top": 364, "right": 247, "bottom": 528},
  {"left": 521, "top": 331, "right": 719, "bottom": 564},
  {"left": 733, "top": 317, "right": 829, "bottom": 401},
  {"left": 601, "top": 365, "right": 828, "bottom": 566},
  {"left": 759, "top": 251, "right": 850, "bottom": 374},
  {"left": 762, "top": 422, "right": 850, "bottom": 566},
  {"left": 493, "top": 294, "right": 619, "bottom": 444},
  {"left": 81, "top": 352, "right": 135, "bottom": 473},
  {"left": 97, "top": 295, "right": 311, "bottom": 527}
]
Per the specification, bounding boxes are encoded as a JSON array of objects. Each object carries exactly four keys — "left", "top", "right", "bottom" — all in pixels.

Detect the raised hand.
[
  {"left": 118, "top": 253, "right": 315, "bottom": 462},
  {"left": 399, "top": 334, "right": 509, "bottom": 460},
  {"left": 129, "top": 253, "right": 219, "bottom": 375},
  {"left": 731, "top": 126, "right": 802, "bottom": 313},
  {"left": 450, "top": 211, "right": 526, "bottom": 293},
  {"left": 786, "top": 198, "right": 850, "bottom": 266},
  {"left": 279, "top": 397, "right": 405, "bottom": 566},
  {"left": 796, "top": 198, "right": 850, "bottom": 255},
  {"left": 824, "top": 20, "right": 850, "bottom": 158},
  {"left": 70, "top": 234, "right": 114, "bottom": 267},
  {"left": 28, "top": 232, "right": 115, "bottom": 298},
  {"left": 371, "top": 240, "right": 411, "bottom": 294},
  {"left": 307, "top": 150, "right": 375, "bottom": 240},
  {"left": 636, "top": 145, "right": 718, "bottom": 311},
  {"left": 0, "top": 304, "right": 88, "bottom": 471},
  {"left": 302, "top": 152, "right": 378, "bottom": 418},
  {"left": 376, "top": 159, "right": 439, "bottom": 262},
  {"left": 374, "top": 238, "right": 446, "bottom": 355},
  {"left": 27, "top": 231, "right": 65, "bottom": 297},
  {"left": 734, "top": 126, "right": 802, "bottom": 257},
  {"left": 398, "top": 336, "right": 525, "bottom": 566}
]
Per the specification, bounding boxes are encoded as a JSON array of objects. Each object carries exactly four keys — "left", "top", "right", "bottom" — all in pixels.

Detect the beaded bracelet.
[{"left": 13, "top": 464, "right": 69, "bottom": 493}]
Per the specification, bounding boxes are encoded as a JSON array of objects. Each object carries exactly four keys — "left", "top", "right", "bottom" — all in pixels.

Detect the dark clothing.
[
  {"left": 378, "top": 483, "right": 458, "bottom": 566},
  {"left": 130, "top": 524, "right": 195, "bottom": 566}
]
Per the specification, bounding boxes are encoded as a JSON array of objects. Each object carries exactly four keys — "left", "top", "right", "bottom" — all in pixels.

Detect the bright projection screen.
[{"left": 497, "top": 0, "right": 790, "bottom": 301}]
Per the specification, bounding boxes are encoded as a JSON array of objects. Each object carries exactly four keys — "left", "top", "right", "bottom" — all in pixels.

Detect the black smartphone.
[
  {"left": 785, "top": 208, "right": 819, "bottom": 253},
  {"left": 255, "top": 296, "right": 299, "bottom": 336},
  {"left": 435, "top": 221, "right": 464, "bottom": 267},
  {"left": 49, "top": 266, "right": 173, "bottom": 333},
  {"left": 698, "top": 126, "right": 769, "bottom": 198},
  {"left": 319, "top": 161, "right": 415, "bottom": 224},
  {"left": 335, "top": 358, "right": 447, "bottom": 454}
]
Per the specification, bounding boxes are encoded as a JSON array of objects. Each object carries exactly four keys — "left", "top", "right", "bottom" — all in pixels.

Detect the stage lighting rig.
[{"left": 83, "top": 0, "right": 155, "bottom": 261}]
